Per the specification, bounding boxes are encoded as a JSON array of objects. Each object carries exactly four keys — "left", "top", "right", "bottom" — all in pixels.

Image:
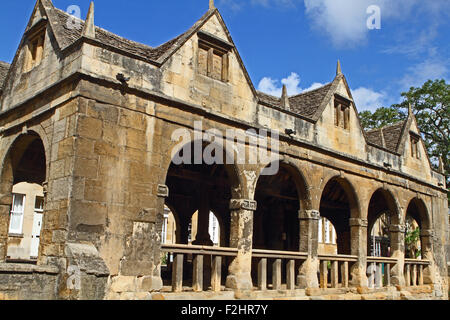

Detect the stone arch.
[
  {"left": 0, "top": 130, "right": 48, "bottom": 262},
  {"left": 163, "top": 138, "right": 243, "bottom": 247},
  {"left": 404, "top": 196, "right": 432, "bottom": 260},
  {"left": 252, "top": 160, "right": 311, "bottom": 252},
  {"left": 319, "top": 175, "right": 360, "bottom": 255},
  {"left": 367, "top": 188, "right": 401, "bottom": 257},
  {"left": 255, "top": 158, "right": 312, "bottom": 211}
]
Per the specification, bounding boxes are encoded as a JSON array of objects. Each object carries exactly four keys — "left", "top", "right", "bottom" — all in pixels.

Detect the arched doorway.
[
  {"left": 162, "top": 140, "right": 240, "bottom": 289},
  {"left": 0, "top": 133, "right": 46, "bottom": 262},
  {"left": 319, "top": 177, "right": 359, "bottom": 255},
  {"left": 367, "top": 189, "right": 400, "bottom": 258},
  {"left": 252, "top": 162, "right": 309, "bottom": 288},
  {"left": 405, "top": 198, "right": 431, "bottom": 260}
]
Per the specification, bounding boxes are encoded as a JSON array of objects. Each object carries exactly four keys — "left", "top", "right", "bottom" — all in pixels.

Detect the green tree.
[{"left": 359, "top": 106, "right": 406, "bottom": 131}]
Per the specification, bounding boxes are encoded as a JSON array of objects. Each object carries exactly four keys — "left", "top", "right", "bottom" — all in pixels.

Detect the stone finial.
[
  {"left": 438, "top": 156, "right": 445, "bottom": 174},
  {"left": 209, "top": 0, "right": 215, "bottom": 10},
  {"left": 82, "top": 2, "right": 95, "bottom": 38},
  {"left": 336, "top": 59, "right": 342, "bottom": 75},
  {"left": 408, "top": 102, "right": 413, "bottom": 116},
  {"left": 281, "top": 84, "right": 290, "bottom": 110}
]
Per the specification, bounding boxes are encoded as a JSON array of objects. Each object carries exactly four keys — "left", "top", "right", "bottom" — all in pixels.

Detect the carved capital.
[
  {"left": 156, "top": 184, "right": 169, "bottom": 198},
  {"left": 230, "top": 199, "right": 257, "bottom": 211},
  {"left": 420, "top": 229, "right": 434, "bottom": 237},
  {"left": 298, "top": 209, "right": 320, "bottom": 220},
  {"left": 349, "top": 218, "right": 368, "bottom": 227},
  {"left": 389, "top": 224, "right": 406, "bottom": 233}
]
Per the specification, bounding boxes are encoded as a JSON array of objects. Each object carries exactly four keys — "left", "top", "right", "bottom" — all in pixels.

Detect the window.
[
  {"left": 34, "top": 196, "right": 44, "bottom": 213},
  {"left": 197, "top": 31, "right": 232, "bottom": 82},
  {"left": 318, "top": 218, "right": 323, "bottom": 243},
  {"left": 9, "top": 194, "right": 26, "bottom": 235},
  {"left": 324, "top": 220, "right": 330, "bottom": 244},
  {"left": 334, "top": 96, "right": 351, "bottom": 130},
  {"left": 410, "top": 135, "right": 420, "bottom": 159},
  {"left": 24, "top": 28, "right": 45, "bottom": 72}
]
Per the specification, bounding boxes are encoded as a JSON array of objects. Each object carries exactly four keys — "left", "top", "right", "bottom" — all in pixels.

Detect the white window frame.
[
  {"left": 9, "top": 193, "right": 26, "bottom": 235},
  {"left": 325, "top": 220, "right": 331, "bottom": 244},
  {"left": 318, "top": 218, "right": 323, "bottom": 243}
]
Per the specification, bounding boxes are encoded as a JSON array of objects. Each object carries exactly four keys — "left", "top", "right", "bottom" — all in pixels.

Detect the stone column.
[
  {"left": 297, "top": 209, "right": 320, "bottom": 289},
  {"left": 192, "top": 188, "right": 213, "bottom": 246},
  {"left": 225, "top": 199, "right": 256, "bottom": 291},
  {"left": 389, "top": 224, "right": 406, "bottom": 286},
  {"left": 118, "top": 184, "right": 168, "bottom": 292},
  {"left": 349, "top": 218, "right": 368, "bottom": 287},
  {"left": 420, "top": 229, "right": 434, "bottom": 284}
]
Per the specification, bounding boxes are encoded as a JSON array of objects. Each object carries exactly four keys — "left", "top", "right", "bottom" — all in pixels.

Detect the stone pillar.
[
  {"left": 225, "top": 199, "right": 256, "bottom": 291},
  {"left": 118, "top": 184, "right": 168, "bottom": 292},
  {"left": 420, "top": 229, "right": 434, "bottom": 284},
  {"left": 389, "top": 224, "right": 406, "bottom": 286},
  {"left": 192, "top": 188, "right": 213, "bottom": 246},
  {"left": 349, "top": 218, "right": 368, "bottom": 287},
  {"left": 297, "top": 209, "right": 320, "bottom": 289}
]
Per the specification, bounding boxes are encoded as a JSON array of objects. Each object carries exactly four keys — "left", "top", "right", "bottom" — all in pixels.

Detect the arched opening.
[
  {"left": 162, "top": 140, "right": 240, "bottom": 289},
  {"left": 319, "top": 177, "right": 358, "bottom": 255},
  {"left": 252, "top": 162, "right": 309, "bottom": 288},
  {"left": 367, "top": 189, "right": 400, "bottom": 258},
  {"left": 318, "top": 217, "right": 338, "bottom": 255},
  {"left": 164, "top": 140, "right": 238, "bottom": 247},
  {"left": 405, "top": 198, "right": 430, "bottom": 260},
  {"left": 1, "top": 133, "right": 46, "bottom": 262},
  {"left": 253, "top": 165, "right": 302, "bottom": 251}
]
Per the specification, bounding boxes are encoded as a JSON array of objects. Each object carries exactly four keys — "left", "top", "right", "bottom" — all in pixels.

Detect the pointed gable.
[
  {"left": 365, "top": 120, "right": 407, "bottom": 153},
  {"left": 257, "top": 82, "right": 334, "bottom": 120}
]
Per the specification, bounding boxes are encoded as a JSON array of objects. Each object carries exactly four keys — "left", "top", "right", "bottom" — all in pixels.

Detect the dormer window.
[
  {"left": 24, "top": 28, "right": 46, "bottom": 73},
  {"left": 197, "top": 31, "right": 232, "bottom": 82},
  {"left": 334, "top": 95, "right": 351, "bottom": 130},
  {"left": 410, "top": 134, "right": 420, "bottom": 159}
]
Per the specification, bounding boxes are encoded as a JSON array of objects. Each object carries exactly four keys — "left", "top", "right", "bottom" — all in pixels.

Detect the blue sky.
[{"left": 0, "top": 0, "right": 449, "bottom": 112}]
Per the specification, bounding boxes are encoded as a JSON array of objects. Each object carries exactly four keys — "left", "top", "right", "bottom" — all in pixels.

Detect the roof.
[
  {"left": 48, "top": 6, "right": 213, "bottom": 65},
  {"left": 257, "top": 82, "right": 333, "bottom": 120},
  {"left": 0, "top": 61, "right": 10, "bottom": 90},
  {"left": 366, "top": 121, "right": 407, "bottom": 153}
]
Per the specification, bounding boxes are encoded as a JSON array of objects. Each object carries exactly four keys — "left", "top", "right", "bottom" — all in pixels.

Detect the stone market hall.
[{"left": 0, "top": 0, "right": 448, "bottom": 300}]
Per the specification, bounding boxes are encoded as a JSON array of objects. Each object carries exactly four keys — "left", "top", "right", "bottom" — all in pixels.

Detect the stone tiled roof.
[
  {"left": 0, "top": 61, "right": 10, "bottom": 90},
  {"left": 366, "top": 121, "right": 406, "bottom": 153},
  {"left": 257, "top": 83, "right": 333, "bottom": 120},
  {"left": 50, "top": 7, "right": 210, "bottom": 64},
  {"left": 289, "top": 83, "right": 333, "bottom": 119}
]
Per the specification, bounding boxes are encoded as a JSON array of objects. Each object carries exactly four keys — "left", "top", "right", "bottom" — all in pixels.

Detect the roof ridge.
[
  {"left": 256, "top": 90, "right": 281, "bottom": 99},
  {"left": 366, "top": 119, "right": 406, "bottom": 133},
  {"left": 289, "top": 82, "right": 332, "bottom": 98}
]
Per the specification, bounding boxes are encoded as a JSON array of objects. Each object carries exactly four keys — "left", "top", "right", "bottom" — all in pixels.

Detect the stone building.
[{"left": 0, "top": 0, "right": 448, "bottom": 300}]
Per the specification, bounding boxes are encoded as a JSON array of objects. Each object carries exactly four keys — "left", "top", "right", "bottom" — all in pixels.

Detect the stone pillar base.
[
  {"left": 350, "top": 264, "right": 368, "bottom": 287},
  {"left": 297, "top": 258, "right": 319, "bottom": 289},
  {"left": 225, "top": 272, "right": 253, "bottom": 291}
]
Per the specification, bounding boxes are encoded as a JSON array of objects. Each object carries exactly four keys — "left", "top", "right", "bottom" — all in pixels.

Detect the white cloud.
[
  {"left": 302, "top": 0, "right": 448, "bottom": 47},
  {"left": 352, "top": 87, "right": 387, "bottom": 112},
  {"left": 399, "top": 58, "right": 449, "bottom": 90},
  {"left": 257, "top": 72, "right": 324, "bottom": 97}
]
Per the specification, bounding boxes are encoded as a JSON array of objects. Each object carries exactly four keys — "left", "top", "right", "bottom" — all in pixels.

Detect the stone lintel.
[
  {"left": 298, "top": 209, "right": 320, "bottom": 220},
  {"left": 230, "top": 199, "right": 257, "bottom": 211},
  {"left": 349, "top": 218, "right": 368, "bottom": 227},
  {"left": 156, "top": 184, "right": 169, "bottom": 198}
]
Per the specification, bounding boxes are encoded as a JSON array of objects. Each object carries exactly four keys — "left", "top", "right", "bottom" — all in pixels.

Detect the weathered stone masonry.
[{"left": 0, "top": 0, "right": 447, "bottom": 300}]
